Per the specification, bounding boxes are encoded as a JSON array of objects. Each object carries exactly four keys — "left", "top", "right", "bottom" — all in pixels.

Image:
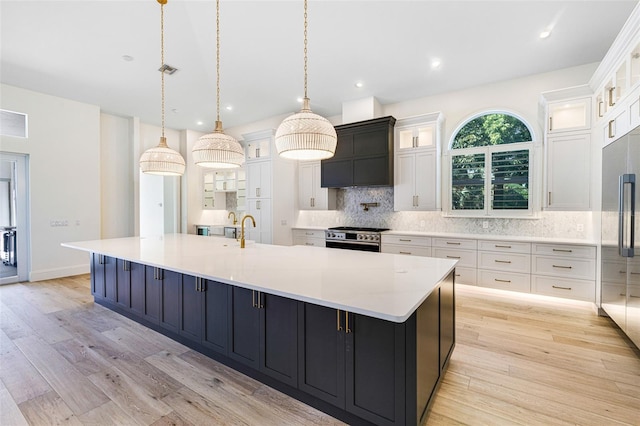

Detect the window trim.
[{"left": 445, "top": 110, "right": 538, "bottom": 218}]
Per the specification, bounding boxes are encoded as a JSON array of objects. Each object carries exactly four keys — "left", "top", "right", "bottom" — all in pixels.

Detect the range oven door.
[{"left": 325, "top": 240, "right": 380, "bottom": 252}]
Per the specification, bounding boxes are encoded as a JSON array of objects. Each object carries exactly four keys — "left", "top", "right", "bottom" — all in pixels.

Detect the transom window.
[{"left": 449, "top": 112, "right": 533, "bottom": 216}]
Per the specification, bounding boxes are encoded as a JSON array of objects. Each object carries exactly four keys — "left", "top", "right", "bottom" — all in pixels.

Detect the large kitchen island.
[{"left": 62, "top": 234, "right": 457, "bottom": 426}]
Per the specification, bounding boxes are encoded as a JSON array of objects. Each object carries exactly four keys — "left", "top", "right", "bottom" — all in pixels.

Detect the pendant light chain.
[
  {"left": 216, "top": 0, "right": 221, "bottom": 124},
  {"left": 303, "top": 0, "right": 308, "bottom": 100},
  {"left": 160, "top": 2, "right": 165, "bottom": 139}
]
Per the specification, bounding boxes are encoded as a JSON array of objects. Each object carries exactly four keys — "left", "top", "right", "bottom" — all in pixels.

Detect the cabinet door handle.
[
  {"left": 415, "top": 195, "right": 419, "bottom": 206},
  {"left": 446, "top": 255, "right": 461, "bottom": 259},
  {"left": 598, "top": 101, "right": 604, "bottom": 118},
  {"left": 552, "top": 248, "right": 572, "bottom": 253},
  {"left": 258, "top": 292, "right": 264, "bottom": 309},
  {"left": 98, "top": 254, "right": 105, "bottom": 265},
  {"left": 257, "top": 200, "right": 261, "bottom": 210},
  {"left": 252, "top": 290, "right": 257, "bottom": 308},
  {"left": 494, "top": 260, "right": 512, "bottom": 264},
  {"left": 549, "top": 116, "right": 553, "bottom": 131},
  {"left": 305, "top": 243, "right": 314, "bottom": 246},
  {"left": 609, "top": 87, "right": 616, "bottom": 106},
  {"left": 552, "top": 285, "right": 572, "bottom": 291},
  {"left": 123, "top": 260, "right": 130, "bottom": 271},
  {"left": 305, "top": 232, "right": 313, "bottom": 236},
  {"left": 548, "top": 191, "right": 552, "bottom": 206},
  {"left": 345, "top": 312, "right": 351, "bottom": 334},
  {"left": 399, "top": 239, "right": 412, "bottom": 242},
  {"left": 630, "top": 295, "right": 640, "bottom": 299},
  {"left": 552, "top": 265, "right": 572, "bottom": 269},
  {"left": 337, "top": 309, "right": 343, "bottom": 331},
  {"left": 256, "top": 147, "right": 260, "bottom": 158},
  {"left": 495, "top": 279, "right": 511, "bottom": 283},
  {"left": 608, "top": 119, "right": 615, "bottom": 139}
]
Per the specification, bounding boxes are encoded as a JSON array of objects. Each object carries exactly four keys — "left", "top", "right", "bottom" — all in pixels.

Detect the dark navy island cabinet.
[{"left": 90, "top": 253, "right": 455, "bottom": 426}]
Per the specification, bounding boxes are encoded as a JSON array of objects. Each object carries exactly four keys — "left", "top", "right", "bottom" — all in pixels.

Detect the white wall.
[
  {"left": 0, "top": 84, "right": 101, "bottom": 280},
  {"left": 100, "top": 113, "right": 134, "bottom": 238}
]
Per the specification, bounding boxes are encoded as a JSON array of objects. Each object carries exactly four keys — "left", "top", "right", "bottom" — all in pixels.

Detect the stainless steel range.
[{"left": 325, "top": 226, "right": 390, "bottom": 252}]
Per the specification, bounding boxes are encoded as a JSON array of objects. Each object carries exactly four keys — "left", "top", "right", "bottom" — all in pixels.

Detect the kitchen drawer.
[
  {"left": 531, "top": 243, "right": 595, "bottom": 259},
  {"left": 452, "top": 267, "right": 476, "bottom": 286},
  {"left": 382, "top": 244, "right": 431, "bottom": 257},
  {"left": 531, "top": 276, "right": 595, "bottom": 302},
  {"left": 292, "top": 229, "right": 326, "bottom": 239},
  {"left": 477, "top": 240, "right": 531, "bottom": 254},
  {"left": 293, "top": 237, "right": 325, "bottom": 247},
  {"left": 532, "top": 256, "right": 596, "bottom": 280},
  {"left": 381, "top": 234, "right": 432, "bottom": 247},
  {"left": 433, "top": 248, "right": 477, "bottom": 268},
  {"left": 478, "top": 251, "right": 531, "bottom": 274},
  {"left": 433, "top": 237, "right": 477, "bottom": 251},
  {"left": 477, "top": 270, "right": 530, "bottom": 293}
]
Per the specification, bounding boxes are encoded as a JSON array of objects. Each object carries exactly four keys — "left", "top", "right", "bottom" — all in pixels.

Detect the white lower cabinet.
[
  {"left": 381, "top": 233, "right": 595, "bottom": 302},
  {"left": 292, "top": 229, "right": 326, "bottom": 247}
]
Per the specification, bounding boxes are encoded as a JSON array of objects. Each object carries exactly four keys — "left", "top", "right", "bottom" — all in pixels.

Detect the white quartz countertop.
[
  {"left": 381, "top": 230, "right": 597, "bottom": 246},
  {"left": 62, "top": 234, "right": 457, "bottom": 323}
]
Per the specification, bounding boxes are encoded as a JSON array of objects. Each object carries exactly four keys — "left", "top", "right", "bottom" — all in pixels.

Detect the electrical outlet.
[
  {"left": 482, "top": 221, "right": 489, "bottom": 229},
  {"left": 281, "top": 219, "right": 287, "bottom": 226},
  {"left": 577, "top": 223, "right": 584, "bottom": 232}
]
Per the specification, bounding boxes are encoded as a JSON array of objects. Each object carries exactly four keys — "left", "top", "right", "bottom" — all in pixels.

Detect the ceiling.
[{"left": 1, "top": 0, "right": 638, "bottom": 132}]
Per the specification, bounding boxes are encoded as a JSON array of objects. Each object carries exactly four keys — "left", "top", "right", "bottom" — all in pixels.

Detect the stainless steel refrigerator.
[{"left": 601, "top": 128, "right": 639, "bottom": 349}]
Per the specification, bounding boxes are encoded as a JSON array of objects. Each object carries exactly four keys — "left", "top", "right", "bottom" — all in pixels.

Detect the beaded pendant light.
[
  {"left": 192, "top": 0, "right": 244, "bottom": 169},
  {"left": 275, "top": 0, "right": 337, "bottom": 161},
  {"left": 139, "top": 0, "right": 186, "bottom": 176}
]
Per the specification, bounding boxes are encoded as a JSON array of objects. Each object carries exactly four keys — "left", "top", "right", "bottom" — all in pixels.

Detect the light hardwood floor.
[{"left": 0, "top": 276, "right": 638, "bottom": 425}]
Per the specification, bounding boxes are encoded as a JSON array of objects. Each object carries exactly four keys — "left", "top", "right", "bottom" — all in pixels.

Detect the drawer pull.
[
  {"left": 494, "top": 260, "right": 512, "bottom": 264},
  {"left": 455, "top": 274, "right": 461, "bottom": 277},
  {"left": 399, "top": 239, "right": 412, "bottom": 242},
  {"left": 619, "top": 270, "right": 627, "bottom": 274},
  {"left": 446, "top": 242, "right": 461, "bottom": 245},
  {"left": 552, "top": 265, "right": 572, "bottom": 269},
  {"left": 552, "top": 248, "right": 573, "bottom": 253},
  {"left": 631, "top": 272, "right": 640, "bottom": 275},
  {"left": 620, "top": 293, "right": 627, "bottom": 297},
  {"left": 305, "top": 232, "right": 314, "bottom": 235},
  {"left": 446, "top": 256, "right": 461, "bottom": 259},
  {"left": 399, "top": 251, "right": 412, "bottom": 255},
  {"left": 552, "top": 285, "right": 572, "bottom": 291},
  {"left": 495, "top": 245, "right": 512, "bottom": 249},
  {"left": 305, "top": 243, "right": 314, "bottom": 246},
  {"left": 494, "top": 279, "right": 511, "bottom": 283},
  {"left": 630, "top": 295, "right": 640, "bottom": 299}
]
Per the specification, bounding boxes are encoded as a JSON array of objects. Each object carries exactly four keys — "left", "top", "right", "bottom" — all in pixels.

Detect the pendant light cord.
[
  {"left": 216, "top": 0, "right": 221, "bottom": 124},
  {"left": 160, "top": 1, "right": 165, "bottom": 139},
  {"left": 303, "top": 0, "right": 308, "bottom": 100}
]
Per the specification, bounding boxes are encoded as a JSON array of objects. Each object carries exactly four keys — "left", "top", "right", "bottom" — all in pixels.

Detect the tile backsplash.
[{"left": 296, "top": 187, "right": 595, "bottom": 240}]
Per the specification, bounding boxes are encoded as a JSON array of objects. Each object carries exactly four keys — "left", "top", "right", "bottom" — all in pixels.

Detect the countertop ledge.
[
  {"left": 291, "top": 227, "right": 596, "bottom": 245},
  {"left": 62, "top": 234, "right": 457, "bottom": 323}
]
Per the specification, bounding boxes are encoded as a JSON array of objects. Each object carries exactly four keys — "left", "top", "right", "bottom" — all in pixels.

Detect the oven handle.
[{"left": 325, "top": 239, "right": 380, "bottom": 247}]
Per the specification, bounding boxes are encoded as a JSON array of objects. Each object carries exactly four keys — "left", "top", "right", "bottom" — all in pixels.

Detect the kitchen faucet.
[
  {"left": 228, "top": 211, "right": 238, "bottom": 225},
  {"left": 240, "top": 215, "right": 256, "bottom": 248}
]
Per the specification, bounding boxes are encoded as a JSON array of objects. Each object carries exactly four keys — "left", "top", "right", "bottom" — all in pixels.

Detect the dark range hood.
[{"left": 321, "top": 116, "right": 396, "bottom": 188}]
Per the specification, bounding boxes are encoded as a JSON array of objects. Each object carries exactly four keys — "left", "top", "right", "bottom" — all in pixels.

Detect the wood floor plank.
[
  {"left": 2, "top": 296, "right": 73, "bottom": 344},
  {"left": 17, "top": 390, "right": 82, "bottom": 425},
  {"left": 161, "top": 386, "right": 252, "bottom": 426},
  {"left": 77, "top": 401, "right": 139, "bottom": 425},
  {"left": 149, "top": 411, "right": 194, "bottom": 426},
  {"left": 0, "top": 344, "right": 52, "bottom": 404},
  {"left": 102, "top": 326, "right": 190, "bottom": 358},
  {"left": 0, "top": 300, "right": 35, "bottom": 340},
  {"left": 0, "top": 384, "right": 29, "bottom": 426},
  {"left": 52, "top": 337, "right": 113, "bottom": 376},
  {"left": 87, "top": 365, "right": 173, "bottom": 425},
  {"left": 13, "top": 335, "right": 109, "bottom": 415}
]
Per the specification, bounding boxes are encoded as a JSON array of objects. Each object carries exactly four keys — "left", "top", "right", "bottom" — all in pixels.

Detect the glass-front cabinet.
[
  {"left": 547, "top": 98, "right": 591, "bottom": 133},
  {"left": 397, "top": 124, "right": 434, "bottom": 150},
  {"left": 202, "top": 169, "right": 245, "bottom": 211}
]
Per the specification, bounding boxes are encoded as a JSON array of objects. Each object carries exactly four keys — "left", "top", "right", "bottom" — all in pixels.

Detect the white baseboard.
[{"left": 29, "top": 264, "right": 90, "bottom": 282}]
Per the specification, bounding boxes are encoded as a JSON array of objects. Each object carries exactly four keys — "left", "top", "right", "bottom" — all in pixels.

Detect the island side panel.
[{"left": 415, "top": 282, "right": 441, "bottom": 424}]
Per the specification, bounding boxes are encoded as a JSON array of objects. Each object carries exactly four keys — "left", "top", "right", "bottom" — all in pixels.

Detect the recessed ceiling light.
[
  {"left": 355, "top": 81, "right": 364, "bottom": 88},
  {"left": 122, "top": 55, "right": 134, "bottom": 62},
  {"left": 225, "top": 105, "right": 233, "bottom": 111},
  {"left": 540, "top": 29, "right": 551, "bottom": 39},
  {"left": 197, "top": 121, "right": 204, "bottom": 126},
  {"left": 431, "top": 59, "right": 442, "bottom": 69},
  {"left": 296, "top": 97, "right": 303, "bottom": 103}
]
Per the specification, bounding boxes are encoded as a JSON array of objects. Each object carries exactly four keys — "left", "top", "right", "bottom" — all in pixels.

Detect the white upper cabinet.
[
  {"left": 202, "top": 171, "right": 226, "bottom": 210},
  {"left": 393, "top": 112, "right": 443, "bottom": 211},
  {"left": 214, "top": 170, "right": 237, "bottom": 192},
  {"left": 397, "top": 124, "right": 435, "bottom": 150},
  {"left": 298, "top": 161, "right": 336, "bottom": 210},
  {"left": 247, "top": 160, "right": 271, "bottom": 199},
  {"left": 545, "top": 132, "right": 591, "bottom": 211},
  {"left": 547, "top": 98, "right": 591, "bottom": 133},
  {"left": 246, "top": 137, "right": 271, "bottom": 160}
]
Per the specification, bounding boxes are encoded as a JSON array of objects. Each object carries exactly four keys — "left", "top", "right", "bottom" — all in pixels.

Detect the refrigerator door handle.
[{"left": 619, "top": 173, "right": 636, "bottom": 258}]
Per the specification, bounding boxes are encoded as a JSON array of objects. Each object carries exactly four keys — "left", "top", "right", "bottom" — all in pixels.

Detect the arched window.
[{"left": 449, "top": 112, "right": 534, "bottom": 215}]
